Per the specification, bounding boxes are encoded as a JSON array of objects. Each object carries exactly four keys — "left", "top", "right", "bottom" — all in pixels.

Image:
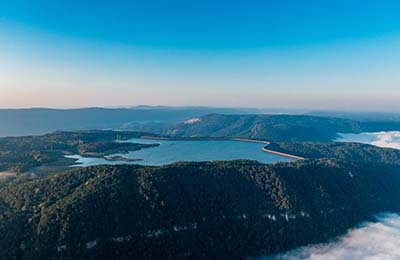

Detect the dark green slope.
[
  {"left": 166, "top": 114, "right": 400, "bottom": 141},
  {"left": 0, "top": 130, "right": 156, "bottom": 175},
  {"left": 1, "top": 159, "right": 400, "bottom": 259},
  {"left": 266, "top": 142, "right": 400, "bottom": 165}
]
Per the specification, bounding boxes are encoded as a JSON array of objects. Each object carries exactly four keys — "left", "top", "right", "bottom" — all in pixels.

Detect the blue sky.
[{"left": 1, "top": 0, "right": 400, "bottom": 110}]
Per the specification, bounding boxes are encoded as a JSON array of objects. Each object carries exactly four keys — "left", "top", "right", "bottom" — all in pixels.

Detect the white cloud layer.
[
  {"left": 264, "top": 214, "right": 400, "bottom": 260},
  {"left": 336, "top": 131, "right": 400, "bottom": 150}
]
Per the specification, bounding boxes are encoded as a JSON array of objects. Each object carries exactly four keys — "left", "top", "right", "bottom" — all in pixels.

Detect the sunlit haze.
[{"left": 1, "top": 1, "right": 400, "bottom": 110}]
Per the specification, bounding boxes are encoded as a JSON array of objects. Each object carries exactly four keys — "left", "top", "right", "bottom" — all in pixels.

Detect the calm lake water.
[{"left": 67, "top": 138, "right": 293, "bottom": 167}]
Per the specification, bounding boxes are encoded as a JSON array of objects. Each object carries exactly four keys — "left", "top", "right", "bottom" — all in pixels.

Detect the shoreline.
[
  {"left": 230, "top": 138, "right": 270, "bottom": 145},
  {"left": 0, "top": 171, "right": 17, "bottom": 179},
  {"left": 142, "top": 135, "right": 270, "bottom": 143},
  {"left": 261, "top": 147, "right": 305, "bottom": 160}
]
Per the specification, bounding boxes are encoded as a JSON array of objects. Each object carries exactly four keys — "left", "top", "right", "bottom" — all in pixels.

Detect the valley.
[{"left": 1, "top": 114, "right": 400, "bottom": 259}]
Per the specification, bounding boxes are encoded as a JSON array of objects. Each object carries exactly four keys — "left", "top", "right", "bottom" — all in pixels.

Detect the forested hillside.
[
  {"left": 266, "top": 142, "right": 400, "bottom": 165},
  {"left": 1, "top": 159, "right": 400, "bottom": 259},
  {"left": 0, "top": 130, "right": 156, "bottom": 175},
  {"left": 166, "top": 114, "right": 400, "bottom": 141},
  {"left": 2, "top": 128, "right": 400, "bottom": 259}
]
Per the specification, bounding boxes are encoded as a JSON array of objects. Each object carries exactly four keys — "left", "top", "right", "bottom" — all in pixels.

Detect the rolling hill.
[
  {"left": 166, "top": 114, "right": 400, "bottom": 142},
  {"left": 1, "top": 158, "right": 400, "bottom": 259}
]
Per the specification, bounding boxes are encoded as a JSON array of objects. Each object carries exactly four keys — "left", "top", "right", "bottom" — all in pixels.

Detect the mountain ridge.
[
  {"left": 166, "top": 114, "right": 400, "bottom": 142},
  {"left": 1, "top": 159, "right": 400, "bottom": 259}
]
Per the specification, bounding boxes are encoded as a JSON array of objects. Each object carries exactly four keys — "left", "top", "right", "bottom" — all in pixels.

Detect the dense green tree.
[{"left": 0, "top": 159, "right": 400, "bottom": 259}]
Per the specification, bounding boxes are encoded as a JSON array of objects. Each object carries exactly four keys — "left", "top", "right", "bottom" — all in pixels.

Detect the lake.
[{"left": 67, "top": 138, "right": 293, "bottom": 167}]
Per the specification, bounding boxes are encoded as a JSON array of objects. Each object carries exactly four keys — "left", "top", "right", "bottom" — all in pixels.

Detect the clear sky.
[{"left": 1, "top": 0, "right": 400, "bottom": 111}]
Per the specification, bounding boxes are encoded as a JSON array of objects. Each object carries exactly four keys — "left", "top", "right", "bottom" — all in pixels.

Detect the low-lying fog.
[
  {"left": 264, "top": 214, "right": 400, "bottom": 260},
  {"left": 337, "top": 131, "right": 400, "bottom": 150},
  {"left": 262, "top": 131, "right": 400, "bottom": 259}
]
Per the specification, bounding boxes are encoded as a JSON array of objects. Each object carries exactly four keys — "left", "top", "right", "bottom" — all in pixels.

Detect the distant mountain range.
[
  {"left": 307, "top": 111, "right": 400, "bottom": 122},
  {"left": 2, "top": 107, "right": 400, "bottom": 139},
  {"left": 0, "top": 107, "right": 257, "bottom": 137}
]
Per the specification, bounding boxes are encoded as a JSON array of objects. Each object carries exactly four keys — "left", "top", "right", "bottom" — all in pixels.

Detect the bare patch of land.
[{"left": 0, "top": 171, "right": 16, "bottom": 179}]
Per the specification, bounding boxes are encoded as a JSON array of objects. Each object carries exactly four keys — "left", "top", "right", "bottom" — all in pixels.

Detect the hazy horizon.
[
  {"left": 1, "top": 1, "right": 400, "bottom": 111},
  {"left": 0, "top": 105, "right": 398, "bottom": 114}
]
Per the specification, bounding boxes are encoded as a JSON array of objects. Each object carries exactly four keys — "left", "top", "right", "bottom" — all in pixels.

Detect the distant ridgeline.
[
  {"left": 2, "top": 117, "right": 400, "bottom": 176},
  {"left": 0, "top": 107, "right": 258, "bottom": 137},
  {"left": 166, "top": 114, "right": 400, "bottom": 141}
]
